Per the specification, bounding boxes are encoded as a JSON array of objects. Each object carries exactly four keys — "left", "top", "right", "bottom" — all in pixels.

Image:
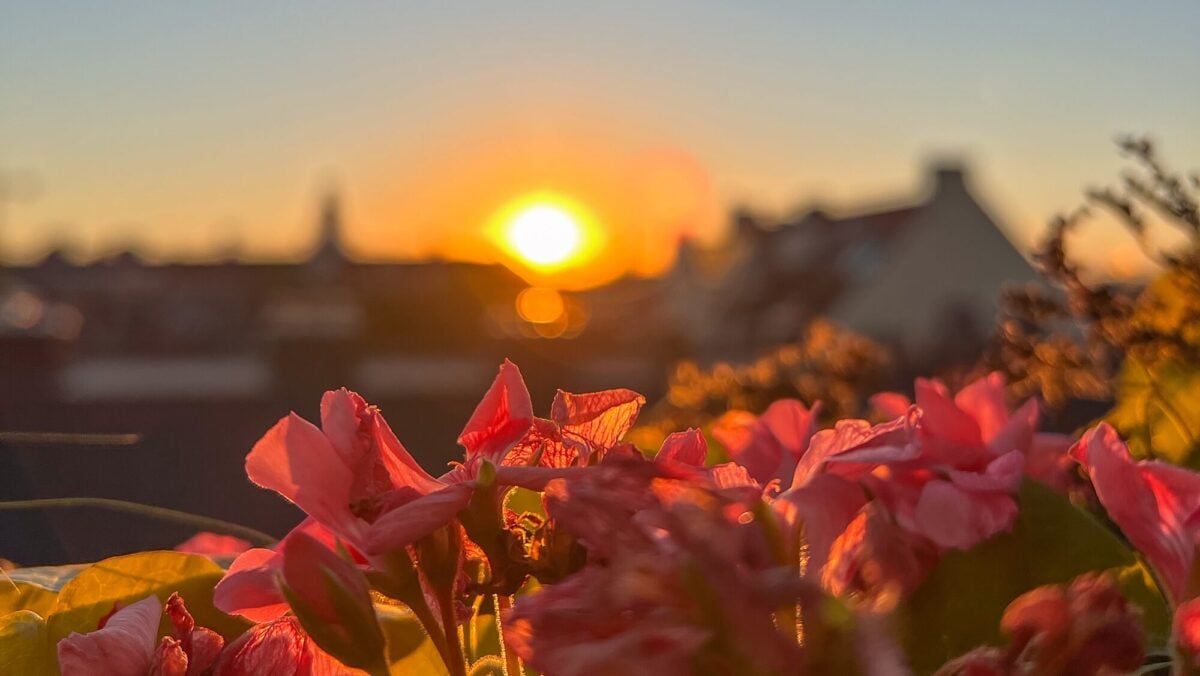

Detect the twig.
[{"left": 0, "top": 497, "right": 277, "bottom": 547}]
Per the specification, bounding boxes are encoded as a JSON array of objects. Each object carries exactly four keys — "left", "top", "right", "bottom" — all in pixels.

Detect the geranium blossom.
[
  {"left": 873, "top": 372, "right": 1076, "bottom": 491},
  {"left": 217, "top": 361, "right": 573, "bottom": 620},
  {"left": 58, "top": 596, "right": 162, "bottom": 676},
  {"left": 711, "top": 399, "right": 822, "bottom": 486},
  {"left": 936, "top": 573, "right": 1144, "bottom": 675},
  {"left": 501, "top": 387, "right": 646, "bottom": 469},
  {"left": 776, "top": 401, "right": 1026, "bottom": 603},
  {"left": 1070, "top": 422, "right": 1200, "bottom": 604},
  {"left": 212, "top": 616, "right": 361, "bottom": 676},
  {"left": 57, "top": 594, "right": 225, "bottom": 676}
]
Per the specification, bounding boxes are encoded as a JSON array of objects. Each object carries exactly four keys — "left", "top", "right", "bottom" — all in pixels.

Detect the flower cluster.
[{"left": 29, "top": 359, "right": 1200, "bottom": 674}]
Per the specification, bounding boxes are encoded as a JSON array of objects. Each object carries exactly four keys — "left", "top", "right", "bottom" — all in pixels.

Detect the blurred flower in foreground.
[
  {"left": 175, "top": 532, "right": 253, "bottom": 557},
  {"left": 936, "top": 573, "right": 1143, "bottom": 675}
]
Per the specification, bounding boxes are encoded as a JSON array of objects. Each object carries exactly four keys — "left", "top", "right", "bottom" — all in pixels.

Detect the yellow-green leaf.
[
  {"left": 1, "top": 564, "right": 86, "bottom": 618},
  {"left": 377, "top": 604, "right": 448, "bottom": 676},
  {"left": 1108, "top": 358, "right": 1200, "bottom": 467},
  {"left": 46, "top": 551, "right": 249, "bottom": 643},
  {"left": 0, "top": 611, "right": 56, "bottom": 676}
]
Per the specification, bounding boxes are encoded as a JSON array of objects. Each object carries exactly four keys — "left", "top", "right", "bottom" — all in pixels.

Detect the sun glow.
[
  {"left": 508, "top": 205, "right": 581, "bottom": 265},
  {"left": 489, "top": 193, "right": 602, "bottom": 274}
]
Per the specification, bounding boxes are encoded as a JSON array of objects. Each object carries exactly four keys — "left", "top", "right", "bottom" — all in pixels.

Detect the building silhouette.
[{"left": 0, "top": 161, "right": 1037, "bottom": 563}]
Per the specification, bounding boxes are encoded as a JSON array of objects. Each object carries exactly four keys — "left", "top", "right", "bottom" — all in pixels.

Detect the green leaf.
[
  {"left": 1108, "top": 358, "right": 1200, "bottom": 467},
  {"left": 45, "top": 551, "right": 249, "bottom": 643},
  {"left": 896, "top": 481, "right": 1170, "bottom": 673},
  {"left": 377, "top": 603, "right": 449, "bottom": 675},
  {"left": 0, "top": 565, "right": 83, "bottom": 618},
  {"left": 0, "top": 611, "right": 56, "bottom": 676}
]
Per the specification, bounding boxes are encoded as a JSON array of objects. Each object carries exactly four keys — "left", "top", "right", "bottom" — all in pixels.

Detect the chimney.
[{"left": 926, "top": 158, "right": 969, "bottom": 198}]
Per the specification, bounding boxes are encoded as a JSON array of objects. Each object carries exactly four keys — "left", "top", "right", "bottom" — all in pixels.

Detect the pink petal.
[
  {"left": 212, "top": 548, "right": 289, "bottom": 623},
  {"left": 710, "top": 410, "right": 756, "bottom": 458},
  {"left": 58, "top": 595, "right": 162, "bottom": 676},
  {"left": 550, "top": 387, "right": 645, "bottom": 450},
  {"left": 504, "top": 417, "right": 584, "bottom": 469},
  {"left": 869, "top": 392, "right": 912, "bottom": 419},
  {"left": 245, "top": 413, "right": 360, "bottom": 541},
  {"left": 175, "top": 532, "right": 252, "bottom": 557},
  {"left": 494, "top": 465, "right": 590, "bottom": 491},
  {"left": 458, "top": 360, "right": 535, "bottom": 463},
  {"left": 775, "top": 474, "right": 866, "bottom": 575},
  {"left": 953, "top": 372, "right": 1010, "bottom": 443},
  {"left": 1025, "top": 432, "right": 1075, "bottom": 491},
  {"left": 706, "top": 462, "right": 759, "bottom": 490},
  {"left": 986, "top": 398, "right": 1038, "bottom": 457},
  {"left": 913, "top": 480, "right": 1016, "bottom": 551},
  {"left": 164, "top": 593, "right": 223, "bottom": 676},
  {"left": 213, "top": 519, "right": 348, "bottom": 623},
  {"left": 318, "top": 388, "right": 371, "bottom": 468},
  {"left": 916, "top": 378, "right": 983, "bottom": 448},
  {"left": 792, "top": 410, "right": 918, "bottom": 488},
  {"left": 656, "top": 429, "right": 708, "bottom": 466},
  {"left": 943, "top": 450, "right": 1024, "bottom": 493},
  {"left": 212, "top": 616, "right": 359, "bottom": 676},
  {"left": 1072, "top": 423, "right": 1198, "bottom": 601},
  {"left": 321, "top": 388, "right": 443, "bottom": 496},
  {"left": 361, "top": 483, "right": 474, "bottom": 555},
  {"left": 758, "top": 399, "right": 820, "bottom": 460},
  {"left": 1176, "top": 598, "right": 1200, "bottom": 666}
]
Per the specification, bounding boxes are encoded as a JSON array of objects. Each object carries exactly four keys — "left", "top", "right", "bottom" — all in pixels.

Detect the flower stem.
[
  {"left": 0, "top": 497, "right": 277, "bottom": 546},
  {"left": 437, "top": 588, "right": 468, "bottom": 676},
  {"left": 494, "top": 594, "right": 522, "bottom": 676}
]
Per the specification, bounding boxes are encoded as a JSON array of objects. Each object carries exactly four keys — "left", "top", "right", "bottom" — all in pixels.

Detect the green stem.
[
  {"left": 0, "top": 497, "right": 277, "bottom": 547},
  {"left": 366, "top": 562, "right": 452, "bottom": 669},
  {"left": 494, "top": 594, "right": 522, "bottom": 676},
  {"left": 410, "top": 591, "right": 452, "bottom": 669},
  {"left": 437, "top": 587, "right": 468, "bottom": 676}
]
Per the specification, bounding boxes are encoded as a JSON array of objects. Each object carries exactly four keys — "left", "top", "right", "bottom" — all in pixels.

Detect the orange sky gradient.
[{"left": 1, "top": 3, "right": 1197, "bottom": 287}]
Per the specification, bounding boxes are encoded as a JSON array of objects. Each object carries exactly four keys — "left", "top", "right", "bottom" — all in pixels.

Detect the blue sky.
[{"left": 1, "top": 1, "right": 1197, "bottom": 277}]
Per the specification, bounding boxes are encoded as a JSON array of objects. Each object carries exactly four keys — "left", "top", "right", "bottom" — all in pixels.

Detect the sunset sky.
[{"left": 1, "top": 1, "right": 1197, "bottom": 284}]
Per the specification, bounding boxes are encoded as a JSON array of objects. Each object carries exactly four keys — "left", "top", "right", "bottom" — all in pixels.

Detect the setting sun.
[
  {"left": 507, "top": 204, "right": 582, "bottom": 266},
  {"left": 488, "top": 192, "right": 603, "bottom": 276}
]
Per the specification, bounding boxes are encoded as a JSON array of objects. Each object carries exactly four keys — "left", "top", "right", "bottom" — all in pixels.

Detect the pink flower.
[
  {"left": 772, "top": 473, "right": 867, "bottom": 578},
  {"left": 58, "top": 596, "right": 162, "bottom": 676},
  {"left": 866, "top": 450, "right": 1024, "bottom": 552},
  {"left": 502, "top": 387, "right": 646, "bottom": 469},
  {"left": 503, "top": 563, "right": 710, "bottom": 676},
  {"left": 211, "top": 616, "right": 361, "bottom": 676},
  {"left": 655, "top": 428, "right": 708, "bottom": 466},
  {"left": 511, "top": 473, "right": 808, "bottom": 674},
  {"left": 238, "top": 359, "right": 569, "bottom": 556},
  {"left": 822, "top": 502, "right": 939, "bottom": 606},
  {"left": 214, "top": 518, "right": 355, "bottom": 622},
  {"left": 933, "top": 647, "right": 1007, "bottom": 676},
  {"left": 1070, "top": 422, "right": 1200, "bottom": 604},
  {"left": 175, "top": 532, "right": 253, "bottom": 558},
  {"left": 790, "top": 409, "right": 920, "bottom": 488},
  {"left": 58, "top": 594, "right": 225, "bottom": 676},
  {"left": 1176, "top": 598, "right": 1200, "bottom": 669},
  {"left": 711, "top": 399, "right": 822, "bottom": 486},
  {"left": 874, "top": 372, "right": 1076, "bottom": 490},
  {"left": 220, "top": 360, "right": 591, "bottom": 626},
  {"left": 938, "top": 573, "right": 1143, "bottom": 675},
  {"left": 161, "top": 593, "right": 224, "bottom": 676},
  {"left": 776, "top": 405, "right": 1024, "bottom": 603}
]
